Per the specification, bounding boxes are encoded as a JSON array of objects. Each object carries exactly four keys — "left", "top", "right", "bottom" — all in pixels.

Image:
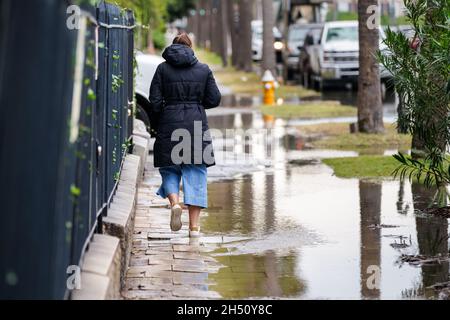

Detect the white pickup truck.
[{"left": 305, "top": 21, "right": 390, "bottom": 88}]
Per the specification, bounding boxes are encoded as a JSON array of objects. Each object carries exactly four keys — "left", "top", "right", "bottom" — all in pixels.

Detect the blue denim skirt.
[{"left": 157, "top": 164, "right": 208, "bottom": 208}]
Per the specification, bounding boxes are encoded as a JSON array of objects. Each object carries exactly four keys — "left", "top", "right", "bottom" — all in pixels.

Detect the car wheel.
[
  {"left": 380, "top": 81, "right": 387, "bottom": 102},
  {"left": 312, "top": 77, "right": 322, "bottom": 91},
  {"left": 302, "top": 71, "right": 311, "bottom": 89},
  {"left": 285, "top": 68, "right": 294, "bottom": 81},
  {"left": 299, "top": 70, "right": 304, "bottom": 87},
  {"left": 135, "top": 102, "right": 151, "bottom": 133}
]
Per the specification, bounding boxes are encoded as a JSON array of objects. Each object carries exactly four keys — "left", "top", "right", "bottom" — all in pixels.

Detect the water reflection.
[
  {"left": 219, "top": 95, "right": 257, "bottom": 108},
  {"left": 397, "top": 180, "right": 409, "bottom": 215},
  {"left": 218, "top": 87, "right": 398, "bottom": 117},
  {"left": 203, "top": 165, "right": 450, "bottom": 299},
  {"left": 205, "top": 173, "right": 278, "bottom": 236},
  {"left": 320, "top": 89, "right": 396, "bottom": 117},
  {"left": 412, "top": 183, "right": 449, "bottom": 297},
  {"left": 209, "top": 251, "right": 304, "bottom": 299},
  {"left": 359, "top": 181, "right": 381, "bottom": 299},
  {"left": 202, "top": 110, "right": 449, "bottom": 299},
  {"left": 208, "top": 111, "right": 398, "bottom": 160}
]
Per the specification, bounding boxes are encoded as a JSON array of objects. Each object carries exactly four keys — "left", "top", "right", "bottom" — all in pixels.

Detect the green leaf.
[
  {"left": 70, "top": 184, "right": 81, "bottom": 197},
  {"left": 87, "top": 88, "right": 96, "bottom": 101}
]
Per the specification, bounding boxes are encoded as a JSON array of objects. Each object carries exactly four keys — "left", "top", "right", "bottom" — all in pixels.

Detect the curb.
[{"left": 72, "top": 119, "right": 151, "bottom": 300}]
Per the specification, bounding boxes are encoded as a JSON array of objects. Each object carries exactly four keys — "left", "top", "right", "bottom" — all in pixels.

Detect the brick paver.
[{"left": 122, "top": 161, "right": 247, "bottom": 300}]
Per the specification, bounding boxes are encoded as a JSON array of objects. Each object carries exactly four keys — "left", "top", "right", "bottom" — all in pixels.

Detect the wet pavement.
[
  {"left": 123, "top": 164, "right": 258, "bottom": 300},
  {"left": 124, "top": 96, "right": 449, "bottom": 300},
  {"left": 205, "top": 108, "right": 448, "bottom": 299},
  {"left": 125, "top": 159, "right": 449, "bottom": 300},
  {"left": 218, "top": 87, "right": 399, "bottom": 124},
  {"left": 204, "top": 168, "right": 449, "bottom": 299}
]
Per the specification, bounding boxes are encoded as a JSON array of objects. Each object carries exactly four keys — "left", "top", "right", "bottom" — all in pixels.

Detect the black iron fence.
[{"left": 0, "top": 0, "right": 135, "bottom": 299}]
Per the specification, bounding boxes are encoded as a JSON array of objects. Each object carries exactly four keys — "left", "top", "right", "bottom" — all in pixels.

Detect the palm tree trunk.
[
  {"left": 219, "top": 0, "right": 229, "bottom": 67},
  {"left": 261, "top": 0, "right": 276, "bottom": 76},
  {"left": 237, "top": 0, "right": 253, "bottom": 72},
  {"left": 227, "top": 0, "right": 240, "bottom": 67},
  {"left": 193, "top": 1, "right": 201, "bottom": 47},
  {"left": 197, "top": 0, "right": 207, "bottom": 48},
  {"left": 210, "top": 1, "right": 220, "bottom": 54},
  {"left": 204, "top": 0, "right": 212, "bottom": 51},
  {"left": 357, "top": 0, "right": 384, "bottom": 133}
]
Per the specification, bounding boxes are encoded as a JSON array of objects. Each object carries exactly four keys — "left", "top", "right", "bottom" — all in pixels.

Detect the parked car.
[
  {"left": 296, "top": 24, "right": 324, "bottom": 87},
  {"left": 303, "top": 21, "right": 390, "bottom": 89},
  {"left": 386, "top": 24, "right": 415, "bottom": 40},
  {"left": 251, "top": 20, "right": 283, "bottom": 63},
  {"left": 283, "top": 23, "right": 323, "bottom": 80},
  {"left": 135, "top": 52, "right": 164, "bottom": 132}
]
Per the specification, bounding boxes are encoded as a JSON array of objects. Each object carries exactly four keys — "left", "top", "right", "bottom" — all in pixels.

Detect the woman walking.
[{"left": 149, "top": 34, "right": 221, "bottom": 238}]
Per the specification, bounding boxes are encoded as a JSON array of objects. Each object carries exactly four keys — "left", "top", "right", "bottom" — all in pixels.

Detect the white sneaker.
[
  {"left": 189, "top": 226, "right": 201, "bottom": 238},
  {"left": 170, "top": 204, "right": 182, "bottom": 232}
]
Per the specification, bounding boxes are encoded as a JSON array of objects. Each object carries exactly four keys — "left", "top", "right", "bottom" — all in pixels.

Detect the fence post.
[{"left": 0, "top": 0, "right": 78, "bottom": 299}]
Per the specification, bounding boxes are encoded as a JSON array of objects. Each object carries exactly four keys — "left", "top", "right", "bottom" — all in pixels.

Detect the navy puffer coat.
[{"left": 149, "top": 44, "right": 221, "bottom": 168}]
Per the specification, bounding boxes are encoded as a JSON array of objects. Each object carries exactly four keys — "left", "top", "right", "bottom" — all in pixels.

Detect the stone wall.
[{"left": 72, "top": 119, "right": 151, "bottom": 300}]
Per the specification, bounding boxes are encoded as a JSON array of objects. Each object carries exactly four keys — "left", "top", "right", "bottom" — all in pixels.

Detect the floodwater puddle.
[
  {"left": 199, "top": 109, "right": 450, "bottom": 300},
  {"left": 203, "top": 164, "right": 449, "bottom": 300}
]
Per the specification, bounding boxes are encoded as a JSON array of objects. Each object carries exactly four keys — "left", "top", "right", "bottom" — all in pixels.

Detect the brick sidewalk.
[{"left": 122, "top": 162, "right": 248, "bottom": 300}]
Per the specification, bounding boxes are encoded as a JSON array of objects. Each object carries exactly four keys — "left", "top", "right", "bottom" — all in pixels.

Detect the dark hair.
[{"left": 173, "top": 33, "right": 193, "bottom": 48}]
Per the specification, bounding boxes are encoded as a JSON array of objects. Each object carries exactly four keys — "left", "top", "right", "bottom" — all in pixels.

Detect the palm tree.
[
  {"left": 262, "top": 0, "right": 276, "bottom": 76},
  {"left": 357, "top": 0, "right": 384, "bottom": 133},
  {"left": 226, "top": 0, "right": 240, "bottom": 67},
  {"left": 237, "top": 0, "right": 253, "bottom": 72},
  {"left": 218, "top": 0, "right": 229, "bottom": 67}
]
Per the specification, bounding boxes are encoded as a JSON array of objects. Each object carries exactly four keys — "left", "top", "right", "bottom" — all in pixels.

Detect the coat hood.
[{"left": 162, "top": 44, "right": 198, "bottom": 68}]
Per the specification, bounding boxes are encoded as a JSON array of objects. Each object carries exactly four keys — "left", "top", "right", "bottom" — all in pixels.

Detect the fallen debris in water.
[
  {"left": 288, "top": 158, "right": 321, "bottom": 166},
  {"left": 390, "top": 242, "right": 410, "bottom": 249},
  {"left": 368, "top": 224, "right": 400, "bottom": 230},
  {"left": 383, "top": 234, "right": 408, "bottom": 239},
  {"left": 389, "top": 234, "right": 411, "bottom": 249},
  {"left": 429, "top": 281, "right": 450, "bottom": 290},
  {"left": 427, "top": 281, "right": 450, "bottom": 300},
  {"left": 423, "top": 206, "right": 450, "bottom": 218},
  {"left": 399, "top": 254, "right": 450, "bottom": 266}
]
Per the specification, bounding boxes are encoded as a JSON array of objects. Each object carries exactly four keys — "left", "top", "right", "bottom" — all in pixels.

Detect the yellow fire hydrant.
[
  {"left": 262, "top": 70, "right": 276, "bottom": 105},
  {"left": 262, "top": 70, "right": 276, "bottom": 125}
]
